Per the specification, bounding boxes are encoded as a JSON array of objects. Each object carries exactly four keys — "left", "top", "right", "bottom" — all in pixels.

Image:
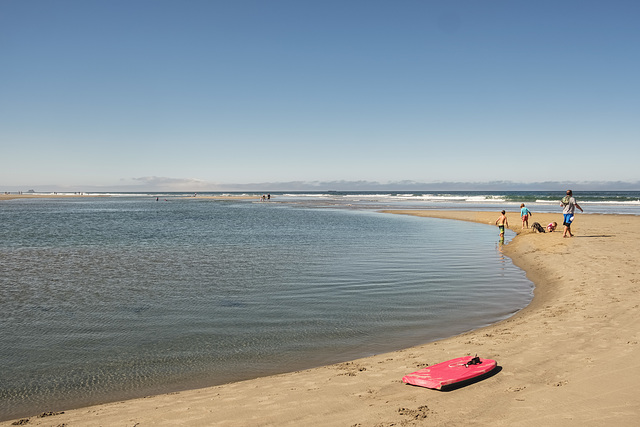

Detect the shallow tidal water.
[{"left": 0, "top": 197, "right": 531, "bottom": 419}]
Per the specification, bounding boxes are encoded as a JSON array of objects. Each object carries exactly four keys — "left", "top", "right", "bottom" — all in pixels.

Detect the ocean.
[{"left": 1, "top": 190, "right": 637, "bottom": 420}]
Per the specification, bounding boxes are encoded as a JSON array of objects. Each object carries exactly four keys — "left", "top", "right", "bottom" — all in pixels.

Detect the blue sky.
[{"left": 1, "top": 0, "right": 639, "bottom": 191}]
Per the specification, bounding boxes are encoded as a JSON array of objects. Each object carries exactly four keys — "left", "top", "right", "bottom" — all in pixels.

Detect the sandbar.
[
  {"left": 0, "top": 194, "right": 264, "bottom": 202},
  {"left": 0, "top": 194, "right": 107, "bottom": 201}
]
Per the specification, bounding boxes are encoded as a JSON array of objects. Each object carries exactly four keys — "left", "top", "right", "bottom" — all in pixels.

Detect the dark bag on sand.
[{"left": 531, "top": 222, "right": 545, "bottom": 233}]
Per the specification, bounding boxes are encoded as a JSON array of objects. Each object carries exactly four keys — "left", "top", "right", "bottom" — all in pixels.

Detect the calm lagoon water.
[{"left": 0, "top": 197, "right": 531, "bottom": 419}]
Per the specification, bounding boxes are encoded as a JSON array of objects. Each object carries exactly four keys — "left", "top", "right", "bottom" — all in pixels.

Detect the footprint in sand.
[{"left": 398, "top": 405, "right": 430, "bottom": 420}]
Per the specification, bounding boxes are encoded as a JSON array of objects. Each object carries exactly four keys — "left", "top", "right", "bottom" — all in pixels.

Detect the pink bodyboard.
[{"left": 402, "top": 356, "right": 497, "bottom": 390}]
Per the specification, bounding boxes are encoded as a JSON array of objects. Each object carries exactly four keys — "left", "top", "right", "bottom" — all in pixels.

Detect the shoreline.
[
  {"left": 0, "top": 194, "right": 109, "bottom": 201},
  {"left": 0, "top": 194, "right": 260, "bottom": 201},
  {"left": 2, "top": 210, "right": 639, "bottom": 426}
]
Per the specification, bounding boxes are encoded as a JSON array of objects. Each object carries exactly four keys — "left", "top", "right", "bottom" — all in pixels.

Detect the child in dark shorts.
[{"left": 495, "top": 210, "right": 508, "bottom": 241}]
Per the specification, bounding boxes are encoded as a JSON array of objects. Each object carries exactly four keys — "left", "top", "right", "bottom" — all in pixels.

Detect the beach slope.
[{"left": 3, "top": 211, "right": 639, "bottom": 426}]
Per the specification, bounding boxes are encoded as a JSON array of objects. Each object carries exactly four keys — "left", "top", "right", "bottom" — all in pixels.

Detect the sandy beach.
[{"left": 2, "top": 209, "right": 639, "bottom": 426}]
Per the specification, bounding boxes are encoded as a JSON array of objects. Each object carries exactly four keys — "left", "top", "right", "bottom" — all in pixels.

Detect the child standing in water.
[{"left": 495, "top": 210, "right": 508, "bottom": 241}]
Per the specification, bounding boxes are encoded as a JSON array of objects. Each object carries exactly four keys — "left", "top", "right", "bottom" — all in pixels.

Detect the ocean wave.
[{"left": 15, "top": 191, "right": 640, "bottom": 210}]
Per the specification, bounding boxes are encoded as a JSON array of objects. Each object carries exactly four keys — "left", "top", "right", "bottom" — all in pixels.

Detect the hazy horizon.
[{"left": 4, "top": 179, "right": 640, "bottom": 194}]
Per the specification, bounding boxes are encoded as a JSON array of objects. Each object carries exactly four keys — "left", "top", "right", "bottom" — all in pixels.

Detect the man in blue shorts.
[{"left": 560, "top": 190, "right": 583, "bottom": 238}]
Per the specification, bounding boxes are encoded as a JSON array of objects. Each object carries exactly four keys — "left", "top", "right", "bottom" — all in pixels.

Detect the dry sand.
[{"left": 3, "top": 210, "right": 639, "bottom": 426}]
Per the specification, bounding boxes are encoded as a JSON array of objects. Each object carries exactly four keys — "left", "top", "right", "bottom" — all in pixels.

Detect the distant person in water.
[
  {"left": 560, "top": 190, "right": 583, "bottom": 237},
  {"left": 495, "top": 210, "right": 508, "bottom": 241},
  {"left": 520, "top": 203, "right": 532, "bottom": 229}
]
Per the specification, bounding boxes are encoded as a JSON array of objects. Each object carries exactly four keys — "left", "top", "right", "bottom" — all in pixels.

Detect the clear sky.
[{"left": 2, "top": 0, "right": 639, "bottom": 192}]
